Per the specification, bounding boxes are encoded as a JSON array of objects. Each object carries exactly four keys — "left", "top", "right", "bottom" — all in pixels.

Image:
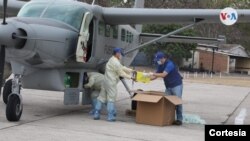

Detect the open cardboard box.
[{"left": 132, "top": 91, "right": 182, "bottom": 126}]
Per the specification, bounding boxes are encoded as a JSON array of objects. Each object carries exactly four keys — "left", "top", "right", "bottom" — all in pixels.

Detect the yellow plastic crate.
[{"left": 136, "top": 72, "right": 151, "bottom": 83}]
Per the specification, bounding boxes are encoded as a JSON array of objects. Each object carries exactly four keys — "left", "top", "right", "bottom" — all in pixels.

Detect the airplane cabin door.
[{"left": 76, "top": 12, "right": 93, "bottom": 63}]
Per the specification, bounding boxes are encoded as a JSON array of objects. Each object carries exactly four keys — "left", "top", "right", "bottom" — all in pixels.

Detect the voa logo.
[{"left": 220, "top": 7, "right": 238, "bottom": 26}]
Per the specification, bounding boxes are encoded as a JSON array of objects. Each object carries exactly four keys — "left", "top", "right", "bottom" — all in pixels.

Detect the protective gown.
[{"left": 97, "top": 56, "right": 133, "bottom": 103}]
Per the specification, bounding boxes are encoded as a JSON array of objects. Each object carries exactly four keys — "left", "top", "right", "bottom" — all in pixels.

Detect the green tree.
[
  {"left": 194, "top": 0, "right": 250, "bottom": 51},
  {"left": 142, "top": 24, "right": 196, "bottom": 66}
]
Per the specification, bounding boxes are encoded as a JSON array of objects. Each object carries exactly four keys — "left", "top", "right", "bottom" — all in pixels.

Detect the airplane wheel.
[
  {"left": 6, "top": 94, "right": 22, "bottom": 121},
  {"left": 3, "top": 79, "right": 12, "bottom": 104}
]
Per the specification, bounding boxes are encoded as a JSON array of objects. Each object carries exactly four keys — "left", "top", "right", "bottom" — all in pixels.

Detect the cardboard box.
[{"left": 132, "top": 91, "right": 182, "bottom": 126}]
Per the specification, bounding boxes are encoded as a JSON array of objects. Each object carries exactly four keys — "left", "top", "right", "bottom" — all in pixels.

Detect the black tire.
[
  {"left": 3, "top": 79, "right": 12, "bottom": 104},
  {"left": 6, "top": 95, "right": 22, "bottom": 121}
]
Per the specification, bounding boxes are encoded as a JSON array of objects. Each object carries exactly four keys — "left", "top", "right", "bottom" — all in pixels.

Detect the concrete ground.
[{"left": 0, "top": 79, "right": 250, "bottom": 141}]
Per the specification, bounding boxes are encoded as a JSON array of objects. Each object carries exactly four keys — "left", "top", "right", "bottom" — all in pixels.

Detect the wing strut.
[{"left": 124, "top": 18, "right": 203, "bottom": 55}]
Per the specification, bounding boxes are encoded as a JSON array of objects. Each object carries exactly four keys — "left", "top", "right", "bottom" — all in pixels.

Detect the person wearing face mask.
[
  {"left": 150, "top": 51, "right": 183, "bottom": 125},
  {"left": 93, "top": 47, "right": 135, "bottom": 122}
]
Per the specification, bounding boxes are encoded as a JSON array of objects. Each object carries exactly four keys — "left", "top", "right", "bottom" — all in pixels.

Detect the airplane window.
[
  {"left": 126, "top": 31, "right": 130, "bottom": 42},
  {"left": 121, "top": 29, "right": 126, "bottom": 41},
  {"left": 42, "top": 5, "right": 87, "bottom": 30},
  {"left": 124, "top": 31, "right": 133, "bottom": 43},
  {"left": 111, "top": 25, "right": 118, "bottom": 39},
  {"left": 18, "top": 3, "right": 47, "bottom": 18},
  {"left": 129, "top": 33, "right": 133, "bottom": 43},
  {"left": 105, "top": 24, "right": 111, "bottom": 37},
  {"left": 98, "top": 22, "right": 105, "bottom": 35}
]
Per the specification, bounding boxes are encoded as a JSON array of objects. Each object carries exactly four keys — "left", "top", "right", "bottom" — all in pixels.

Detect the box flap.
[
  {"left": 133, "top": 94, "right": 162, "bottom": 103},
  {"left": 165, "top": 96, "right": 182, "bottom": 105},
  {"left": 147, "top": 91, "right": 165, "bottom": 96},
  {"left": 132, "top": 90, "right": 165, "bottom": 96}
]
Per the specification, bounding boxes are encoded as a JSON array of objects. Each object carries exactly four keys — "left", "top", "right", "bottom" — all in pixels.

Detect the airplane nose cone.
[
  {"left": 0, "top": 23, "right": 16, "bottom": 47},
  {"left": 0, "top": 23, "right": 27, "bottom": 49}
]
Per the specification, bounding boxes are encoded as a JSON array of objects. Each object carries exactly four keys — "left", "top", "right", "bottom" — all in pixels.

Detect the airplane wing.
[
  {"left": 0, "top": 0, "right": 26, "bottom": 17},
  {"left": 102, "top": 8, "right": 250, "bottom": 24}
]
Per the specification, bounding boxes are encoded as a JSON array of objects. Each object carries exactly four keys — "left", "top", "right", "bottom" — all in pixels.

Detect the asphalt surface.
[{"left": 0, "top": 79, "right": 250, "bottom": 141}]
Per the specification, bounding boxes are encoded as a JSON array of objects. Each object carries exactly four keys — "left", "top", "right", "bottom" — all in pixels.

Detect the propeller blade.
[
  {"left": 0, "top": 45, "right": 6, "bottom": 95},
  {"left": 2, "top": 0, "right": 8, "bottom": 25}
]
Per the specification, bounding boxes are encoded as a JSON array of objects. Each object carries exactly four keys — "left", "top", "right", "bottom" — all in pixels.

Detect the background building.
[{"left": 182, "top": 44, "right": 250, "bottom": 74}]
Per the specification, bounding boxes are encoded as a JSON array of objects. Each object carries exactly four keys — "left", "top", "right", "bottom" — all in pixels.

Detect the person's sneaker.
[
  {"left": 93, "top": 111, "right": 100, "bottom": 120},
  {"left": 173, "top": 120, "right": 182, "bottom": 125},
  {"left": 107, "top": 118, "right": 116, "bottom": 122},
  {"left": 107, "top": 113, "right": 116, "bottom": 122}
]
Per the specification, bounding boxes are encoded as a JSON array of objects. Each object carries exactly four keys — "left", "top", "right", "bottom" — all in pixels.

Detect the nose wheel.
[
  {"left": 6, "top": 94, "right": 23, "bottom": 121},
  {"left": 5, "top": 74, "right": 23, "bottom": 121}
]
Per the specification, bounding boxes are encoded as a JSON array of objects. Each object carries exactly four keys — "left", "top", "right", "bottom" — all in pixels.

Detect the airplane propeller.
[
  {"left": 0, "top": 46, "right": 5, "bottom": 94},
  {"left": 0, "top": 0, "right": 8, "bottom": 94},
  {"left": 2, "top": 0, "right": 7, "bottom": 25}
]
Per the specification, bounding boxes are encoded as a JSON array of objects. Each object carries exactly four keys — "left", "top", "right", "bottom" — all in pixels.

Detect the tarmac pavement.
[{"left": 0, "top": 79, "right": 250, "bottom": 141}]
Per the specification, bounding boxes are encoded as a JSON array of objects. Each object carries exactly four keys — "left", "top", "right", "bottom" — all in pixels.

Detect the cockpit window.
[
  {"left": 18, "top": 3, "right": 88, "bottom": 30},
  {"left": 42, "top": 5, "right": 86, "bottom": 30},
  {"left": 18, "top": 3, "right": 47, "bottom": 18}
]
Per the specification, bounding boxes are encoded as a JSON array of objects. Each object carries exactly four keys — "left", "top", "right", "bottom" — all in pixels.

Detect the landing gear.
[
  {"left": 3, "top": 79, "right": 12, "bottom": 104},
  {"left": 6, "top": 74, "right": 22, "bottom": 121}
]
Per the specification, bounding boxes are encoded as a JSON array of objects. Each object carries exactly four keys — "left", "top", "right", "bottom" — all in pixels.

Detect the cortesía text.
[
  {"left": 205, "top": 125, "right": 249, "bottom": 141},
  {"left": 209, "top": 129, "right": 246, "bottom": 136}
]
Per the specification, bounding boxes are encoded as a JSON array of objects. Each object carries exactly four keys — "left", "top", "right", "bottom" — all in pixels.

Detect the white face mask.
[{"left": 157, "top": 60, "right": 162, "bottom": 65}]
